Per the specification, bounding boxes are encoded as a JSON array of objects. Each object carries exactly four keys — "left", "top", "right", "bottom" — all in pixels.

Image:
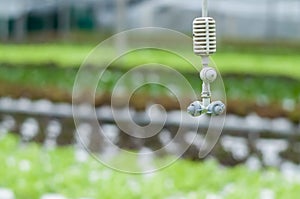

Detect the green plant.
[
  {"left": 1, "top": 134, "right": 300, "bottom": 199},
  {"left": 0, "top": 44, "right": 299, "bottom": 78}
]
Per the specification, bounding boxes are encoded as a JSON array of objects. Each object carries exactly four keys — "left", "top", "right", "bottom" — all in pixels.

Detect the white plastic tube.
[{"left": 202, "top": 0, "right": 208, "bottom": 17}]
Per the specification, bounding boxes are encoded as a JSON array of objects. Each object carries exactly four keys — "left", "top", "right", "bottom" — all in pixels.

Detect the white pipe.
[
  {"left": 201, "top": 0, "right": 210, "bottom": 104},
  {"left": 202, "top": 0, "right": 208, "bottom": 17}
]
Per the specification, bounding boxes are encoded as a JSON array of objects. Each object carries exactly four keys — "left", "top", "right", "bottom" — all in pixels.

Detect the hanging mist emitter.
[{"left": 187, "top": 0, "right": 226, "bottom": 117}]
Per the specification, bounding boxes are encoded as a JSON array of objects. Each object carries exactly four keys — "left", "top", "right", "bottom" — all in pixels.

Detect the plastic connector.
[{"left": 200, "top": 67, "right": 217, "bottom": 83}]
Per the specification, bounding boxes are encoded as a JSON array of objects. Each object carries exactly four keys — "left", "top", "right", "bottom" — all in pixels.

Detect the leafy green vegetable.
[{"left": 1, "top": 134, "right": 300, "bottom": 199}]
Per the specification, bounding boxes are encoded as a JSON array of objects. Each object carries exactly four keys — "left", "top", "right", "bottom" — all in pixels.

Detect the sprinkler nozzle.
[
  {"left": 187, "top": 101, "right": 206, "bottom": 117},
  {"left": 187, "top": 100, "right": 225, "bottom": 117},
  {"left": 207, "top": 101, "right": 225, "bottom": 116}
]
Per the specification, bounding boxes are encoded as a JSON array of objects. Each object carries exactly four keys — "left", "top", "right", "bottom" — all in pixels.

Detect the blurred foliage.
[
  {"left": 1, "top": 134, "right": 300, "bottom": 199},
  {"left": 0, "top": 44, "right": 92, "bottom": 67},
  {"left": 0, "top": 44, "right": 299, "bottom": 120},
  {"left": 0, "top": 44, "right": 299, "bottom": 78},
  {"left": 0, "top": 64, "right": 298, "bottom": 104}
]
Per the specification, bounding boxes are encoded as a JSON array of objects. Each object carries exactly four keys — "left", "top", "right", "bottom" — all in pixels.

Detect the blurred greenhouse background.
[
  {"left": 1, "top": 0, "right": 300, "bottom": 41},
  {"left": 0, "top": 0, "right": 300, "bottom": 199}
]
